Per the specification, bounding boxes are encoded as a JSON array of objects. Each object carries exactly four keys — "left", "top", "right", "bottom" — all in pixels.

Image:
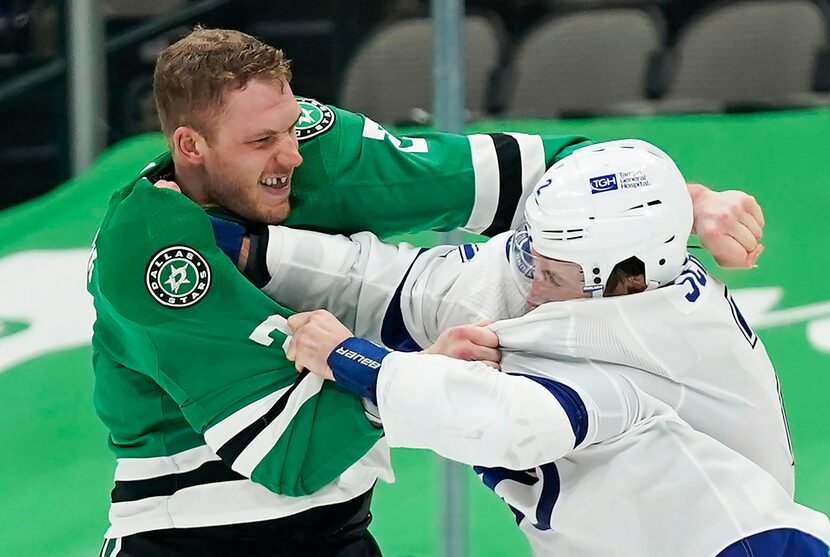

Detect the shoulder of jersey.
[
  {"left": 294, "top": 97, "right": 337, "bottom": 141},
  {"left": 99, "top": 181, "right": 215, "bottom": 313}
]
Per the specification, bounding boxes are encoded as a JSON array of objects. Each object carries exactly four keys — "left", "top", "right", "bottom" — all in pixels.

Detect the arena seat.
[
  {"left": 339, "top": 14, "right": 506, "bottom": 124},
  {"left": 503, "top": 8, "right": 665, "bottom": 118},
  {"left": 657, "top": 0, "right": 830, "bottom": 112}
]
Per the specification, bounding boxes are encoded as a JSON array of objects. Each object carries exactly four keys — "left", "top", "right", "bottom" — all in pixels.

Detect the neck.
[{"left": 171, "top": 156, "right": 210, "bottom": 207}]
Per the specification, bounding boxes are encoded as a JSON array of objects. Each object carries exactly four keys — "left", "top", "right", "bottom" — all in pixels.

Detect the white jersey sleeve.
[
  {"left": 261, "top": 226, "right": 525, "bottom": 349},
  {"left": 374, "top": 351, "right": 637, "bottom": 470},
  {"left": 260, "top": 226, "right": 420, "bottom": 342}
]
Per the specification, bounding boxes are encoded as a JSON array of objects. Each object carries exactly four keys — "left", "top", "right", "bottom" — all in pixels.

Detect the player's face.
[
  {"left": 526, "top": 250, "right": 589, "bottom": 307},
  {"left": 200, "top": 79, "right": 303, "bottom": 224}
]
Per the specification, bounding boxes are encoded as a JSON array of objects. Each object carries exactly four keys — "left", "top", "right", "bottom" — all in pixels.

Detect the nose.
[
  {"left": 274, "top": 134, "right": 303, "bottom": 170},
  {"left": 528, "top": 274, "right": 559, "bottom": 305},
  {"left": 528, "top": 275, "right": 544, "bottom": 298}
]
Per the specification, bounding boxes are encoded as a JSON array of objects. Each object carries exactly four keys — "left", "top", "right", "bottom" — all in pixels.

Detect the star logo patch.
[
  {"left": 145, "top": 246, "right": 211, "bottom": 308},
  {"left": 295, "top": 97, "right": 336, "bottom": 141}
]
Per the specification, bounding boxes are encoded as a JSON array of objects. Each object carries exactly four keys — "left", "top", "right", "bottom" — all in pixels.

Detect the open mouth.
[{"left": 259, "top": 176, "right": 290, "bottom": 189}]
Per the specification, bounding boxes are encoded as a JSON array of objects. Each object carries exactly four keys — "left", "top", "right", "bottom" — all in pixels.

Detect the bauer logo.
[
  {"left": 590, "top": 174, "right": 618, "bottom": 194},
  {"left": 335, "top": 346, "right": 382, "bottom": 369}
]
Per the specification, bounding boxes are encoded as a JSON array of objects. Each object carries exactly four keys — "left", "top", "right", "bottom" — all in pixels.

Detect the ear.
[
  {"left": 625, "top": 274, "right": 648, "bottom": 295},
  {"left": 172, "top": 126, "right": 207, "bottom": 165}
]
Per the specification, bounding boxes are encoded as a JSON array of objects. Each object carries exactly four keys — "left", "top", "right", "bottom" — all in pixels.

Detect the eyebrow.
[{"left": 249, "top": 111, "right": 302, "bottom": 141}]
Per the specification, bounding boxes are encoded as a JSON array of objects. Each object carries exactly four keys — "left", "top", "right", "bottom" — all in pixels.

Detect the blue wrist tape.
[{"left": 327, "top": 337, "right": 391, "bottom": 406}]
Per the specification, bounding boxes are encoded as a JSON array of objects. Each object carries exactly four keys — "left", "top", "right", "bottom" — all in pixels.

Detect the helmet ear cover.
[{"left": 520, "top": 139, "right": 694, "bottom": 299}]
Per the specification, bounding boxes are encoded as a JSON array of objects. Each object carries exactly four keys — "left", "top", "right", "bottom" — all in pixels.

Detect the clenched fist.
[
  {"left": 285, "top": 310, "right": 353, "bottom": 380},
  {"left": 689, "top": 184, "right": 765, "bottom": 269}
]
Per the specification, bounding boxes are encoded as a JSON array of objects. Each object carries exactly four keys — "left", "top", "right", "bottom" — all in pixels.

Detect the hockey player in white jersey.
[
  {"left": 287, "top": 309, "right": 830, "bottom": 556},
  {"left": 280, "top": 141, "right": 830, "bottom": 556},
  {"left": 238, "top": 140, "right": 794, "bottom": 495}
]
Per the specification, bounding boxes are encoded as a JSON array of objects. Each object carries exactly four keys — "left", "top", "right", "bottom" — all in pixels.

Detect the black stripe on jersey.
[
  {"left": 111, "top": 460, "right": 246, "bottom": 503},
  {"left": 381, "top": 248, "right": 428, "bottom": 352},
  {"left": 216, "top": 372, "right": 311, "bottom": 464},
  {"left": 243, "top": 224, "right": 272, "bottom": 289},
  {"left": 483, "top": 133, "right": 523, "bottom": 237}
]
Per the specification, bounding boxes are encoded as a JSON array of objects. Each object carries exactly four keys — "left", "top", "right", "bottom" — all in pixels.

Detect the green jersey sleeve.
[
  {"left": 90, "top": 180, "right": 381, "bottom": 496},
  {"left": 286, "top": 98, "right": 591, "bottom": 238}
]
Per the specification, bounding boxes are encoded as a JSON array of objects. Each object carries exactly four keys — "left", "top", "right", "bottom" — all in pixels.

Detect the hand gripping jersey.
[
  {"left": 326, "top": 337, "right": 830, "bottom": 557},
  {"left": 253, "top": 227, "right": 794, "bottom": 495},
  {"left": 88, "top": 100, "right": 588, "bottom": 538}
]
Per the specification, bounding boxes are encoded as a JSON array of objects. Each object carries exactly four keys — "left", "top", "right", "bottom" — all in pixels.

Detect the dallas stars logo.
[
  {"left": 164, "top": 264, "right": 191, "bottom": 293},
  {"left": 295, "top": 97, "right": 335, "bottom": 141},
  {"left": 145, "top": 246, "right": 211, "bottom": 308}
]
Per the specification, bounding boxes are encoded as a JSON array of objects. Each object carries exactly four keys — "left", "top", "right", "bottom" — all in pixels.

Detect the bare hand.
[
  {"left": 154, "top": 179, "right": 182, "bottom": 192},
  {"left": 285, "top": 310, "right": 353, "bottom": 380},
  {"left": 423, "top": 324, "right": 502, "bottom": 370},
  {"left": 688, "top": 184, "right": 765, "bottom": 269}
]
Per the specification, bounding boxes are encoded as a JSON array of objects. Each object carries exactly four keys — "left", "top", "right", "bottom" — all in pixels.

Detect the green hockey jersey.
[
  {"left": 88, "top": 98, "right": 589, "bottom": 537},
  {"left": 287, "top": 98, "right": 590, "bottom": 236}
]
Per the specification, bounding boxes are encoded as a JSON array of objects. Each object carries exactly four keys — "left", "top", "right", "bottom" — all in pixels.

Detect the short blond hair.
[{"left": 153, "top": 26, "right": 292, "bottom": 138}]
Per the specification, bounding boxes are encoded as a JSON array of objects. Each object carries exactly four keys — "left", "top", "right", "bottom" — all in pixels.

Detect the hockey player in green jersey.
[
  {"left": 90, "top": 27, "right": 766, "bottom": 557},
  {"left": 89, "top": 27, "right": 592, "bottom": 557}
]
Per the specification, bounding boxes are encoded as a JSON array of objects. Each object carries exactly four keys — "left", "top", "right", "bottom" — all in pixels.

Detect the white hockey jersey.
[
  {"left": 262, "top": 226, "right": 794, "bottom": 494},
  {"left": 366, "top": 346, "right": 830, "bottom": 557}
]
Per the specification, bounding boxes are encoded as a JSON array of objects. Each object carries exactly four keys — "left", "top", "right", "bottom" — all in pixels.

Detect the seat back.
[
  {"left": 665, "top": 0, "right": 829, "bottom": 105},
  {"left": 339, "top": 15, "right": 504, "bottom": 123},
  {"left": 505, "top": 9, "right": 664, "bottom": 118}
]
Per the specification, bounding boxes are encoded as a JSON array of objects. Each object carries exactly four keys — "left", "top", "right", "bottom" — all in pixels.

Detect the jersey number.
[
  {"left": 679, "top": 257, "right": 757, "bottom": 347},
  {"left": 362, "top": 118, "right": 428, "bottom": 153},
  {"left": 249, "top": 314, "right": 291, "bottom": 347},
  {"left": 474, "top": 463, "right": 560, "bottom": 531},
  {"left": 676, "top": 258, "right": 708, "bottom": 303}
]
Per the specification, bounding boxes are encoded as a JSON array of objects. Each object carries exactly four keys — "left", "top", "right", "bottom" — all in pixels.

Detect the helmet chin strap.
[{"left": 583, "top": 284, "right": 604, "bottom": 298}]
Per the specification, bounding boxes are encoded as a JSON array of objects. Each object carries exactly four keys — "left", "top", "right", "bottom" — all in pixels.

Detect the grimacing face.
[
  {"left": 199, "top": 78, "right": 303, "bottom": 224},
  {"left": 526, "top": 249, "right": 589, "bottom": 307}
]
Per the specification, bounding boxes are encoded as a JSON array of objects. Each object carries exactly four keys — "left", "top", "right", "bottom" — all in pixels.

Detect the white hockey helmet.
[{"left": 512, "top": 139, "right": 693, "bottom": 298}]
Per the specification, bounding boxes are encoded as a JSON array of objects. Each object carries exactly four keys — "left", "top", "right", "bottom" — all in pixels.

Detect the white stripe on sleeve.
[
  {"left": 115, "top": 445, "right": 221, "bottom": 481},
  {"left": 232, "top": 374, "right": 325, "bottom": 477},
  {"left": 464, "top": 134, "right": 500, "bottom": 233}
]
